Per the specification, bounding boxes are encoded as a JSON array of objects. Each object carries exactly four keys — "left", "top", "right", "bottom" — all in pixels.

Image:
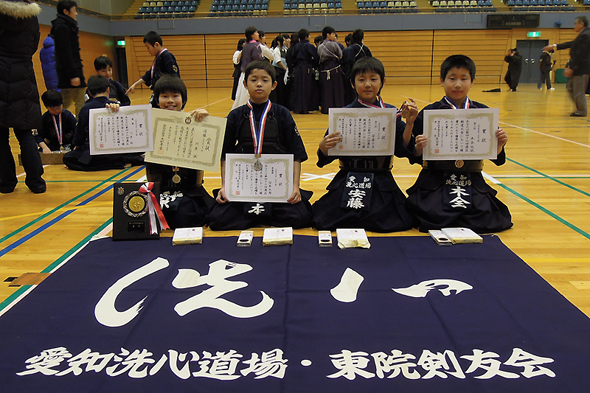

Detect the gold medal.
[
  {"left": 185, "top": 116, "right": 192, "bottom": 124},
  {"left": 455, "top": 159, "right": 464, "bottom": 169},
  {"left": 172, "top": 166, "right": 181, "bottom": 183},
  {"left": 123, "top": 191, "right": 148, "bottom": 218}
]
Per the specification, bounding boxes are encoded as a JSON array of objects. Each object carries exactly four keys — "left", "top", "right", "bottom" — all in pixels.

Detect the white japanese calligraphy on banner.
[
  {"left": 328, "top": 108, "right": 397, "bottom": 156},
  {"left": 89, "top": 104, "right": 153, "bottom": 155},
  {"left": 423, "top": 108, "right": 499, "bottom": 161}
]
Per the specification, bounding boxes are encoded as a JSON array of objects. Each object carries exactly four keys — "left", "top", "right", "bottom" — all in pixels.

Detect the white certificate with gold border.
[
  {"left": 89, "top": 104, "right": 152, "bottom": 155},
  {"left": 423, "top": 108, "right": 499, "bottom": 161},
  {"left": 225, "top": 153, "right": 293, "bottom": 203},
  {"left": 327, "top": 108, "right": 397, "bottom": 156},
  {"left": 145, "top": 108, "right": 226, "bottom": 172}
]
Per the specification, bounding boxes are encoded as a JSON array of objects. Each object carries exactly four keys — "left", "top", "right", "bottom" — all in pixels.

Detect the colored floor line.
[
  {"left": 0, "top": 219, "right": 113, "bottom": 313},
  {"left": 76, "top": 166, "right": 145, "bottom": 206},
  {"left": 507, "top": 158, "right": 590, "bottom": 198},
  {"left": 0, "top": 210, "right": 76, "bottom": 258},
  {"left": 497, "top": 182, "right": 590, "bottom": 241},
  {"left": 0, "top": 167, "right": 132, "bottom": 245}
]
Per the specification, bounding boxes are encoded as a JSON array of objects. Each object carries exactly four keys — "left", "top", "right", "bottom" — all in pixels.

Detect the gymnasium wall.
[{"left": 124, "top": 27, "right": 578, "bottom": 89}]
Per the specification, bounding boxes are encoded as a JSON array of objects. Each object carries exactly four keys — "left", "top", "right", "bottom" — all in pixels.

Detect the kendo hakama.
[
  {"left": 405, "top": 159, "right": 513, "bottom": 233},
  {"left": 405, "top": 97, "right": 513, "bottom": 233},
  {"left": 311, "top": 98, "right": 416, "bottom": 233},
  {"left": 207, "top": 102, "right": 313, "bottom": 230},
  {"left": 146, "top": 163, "right": 214, "bottom": 229}
]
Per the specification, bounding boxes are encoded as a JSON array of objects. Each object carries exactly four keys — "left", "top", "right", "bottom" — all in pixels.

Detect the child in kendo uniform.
[
  {"left": 207, "top": 60, "right": 313, "bottom": 230},
  {"left": 406, "top": 54, "right": 513, "bottom": 233},
  {"left": 145, "top": 75, "right": 215, "bottom": 229},
  {"left": 312, "top": 57, "right": 418, "bottom": 232}
]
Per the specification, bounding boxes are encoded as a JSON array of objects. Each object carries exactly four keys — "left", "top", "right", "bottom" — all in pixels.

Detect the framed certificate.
[
  {"left": 145, "top": 109, "right": 226, "bottom": 172},
  {"left": 89, "top": 104, "right": 152, "bottom": 155},
  {"left": 327, "top": 108, "right": 397, "bottom": 156},
  {"left": 423, "top": 108, "right": 499, "bottom": 161},
  {"left": 225, "top": 153, "right": 293, "bottom": 203}
]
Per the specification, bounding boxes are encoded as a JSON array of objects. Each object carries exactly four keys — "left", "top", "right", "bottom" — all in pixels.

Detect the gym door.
[{"left": 516, "top": 40, "right": 549, "bottom": 83}]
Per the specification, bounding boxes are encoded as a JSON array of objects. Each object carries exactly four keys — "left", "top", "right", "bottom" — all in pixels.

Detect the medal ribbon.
[
  {"left": 247, "top": 99, "right": 272, "bottom": 156},
  {"left": 52, "top": 113, "right": 62, "bottom": 146},
  {"left": 444, "top": 96, "right": 471, "bottom": 109},
  {"left": 139, "top": 182, "right": 170, "bottom": 234},
  {"left": 358, "top": 97, "right": 401, "bottom": 117},
  {"left": 150, "top": 48, "right": 168, "bottom": 83}
]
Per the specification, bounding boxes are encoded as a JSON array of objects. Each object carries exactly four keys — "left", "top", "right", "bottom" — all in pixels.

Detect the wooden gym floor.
[{"left": 2, "top": 82, "right": 590, "bottom": 318}]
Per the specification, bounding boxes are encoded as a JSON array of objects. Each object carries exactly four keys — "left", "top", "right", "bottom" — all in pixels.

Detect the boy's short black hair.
[
  {"left": 244, "top": 60, "right": 276, "bottom": 83},
  {"left": 322, "top": 26, "right": 335, "bottom": 39},
  {"left": 350, "top": 57, "right": 385, "bottom": 84},
  {"left": 153, "top": 75, "right": 188, "bottom": 106},
  {"left": 237, "top": 38, "right": 246, "bottom": 51},
  {"left": 298, "top": 28, "right": 310, "bottom": 41},
  {"left": 351, "top": 29, "right": 364, "bottom": 45},
  {"left": 143, "top": 31, "right": 163, "bottom": 47},
  {"left": 245, "top": 26, "right": 257, "bottom": 41},
  {"left": 57, "top": 0, "right": 77, "bottom": 15},
  {"left": 258, "top": 30, "right": 265, "bottom": 38},
  {"left": 94, "top": 56, "right": 113, "bottom": 71},
  {"left": 314, "top": 35, "right": 323, "bottom": 46},
  {"left": 440, "top": 54, "right": 476, "bottom": 81},
  {"left": 41, "top": 90, "right": 63, "bottom": 108},
  {"left": 87, "top": 75, "right": 111, "bottom": 96},
  {"left": 345, "top": 33, "right": 352, "bottom": 46}
]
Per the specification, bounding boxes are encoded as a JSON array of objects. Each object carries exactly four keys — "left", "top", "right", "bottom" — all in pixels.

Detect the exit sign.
[
  {"left": 527, "top": 31, "right": 541, "bottom": 38},
  {"left": 117, "top": 40, "right": 126, "bottom": 46}
]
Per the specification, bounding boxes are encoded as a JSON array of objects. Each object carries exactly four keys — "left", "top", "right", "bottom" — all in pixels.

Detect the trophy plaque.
[{"left": 113, "top": 182, "right": 161, "bottom": 240}]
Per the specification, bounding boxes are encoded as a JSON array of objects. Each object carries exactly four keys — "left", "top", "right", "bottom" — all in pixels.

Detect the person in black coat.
[
  {"left": 0, "top": 0, "right": 46, "bottom": 194},
  {"left": 504, "top": 48, "right": 522, "bottom": 92},
  {"left": 538, "top": 49, "right": 555, "bottom": 91},
  {"left": 51, "top": 0, "right": 86, "bottom": 117}
]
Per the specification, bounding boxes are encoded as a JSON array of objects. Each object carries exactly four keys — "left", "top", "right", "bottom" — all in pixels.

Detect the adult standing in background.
[
  {"left": 0, "top": 0, "right": 46, "bottom": 194},
  {"left": 503, "top": 48, "right": 522, "bottom": 92},
  {"left": 231, "top": 38, "right": 245, "bottom": 101},
  {"left": 270, "top": 35, "right": 289, "bottom": 107},
  {"left": 291, "top": 28, "right": 318, "bottom": 114},
  {"left": 51, "top": 0, "right": 86, "bottom": 117},
  {"left": 317, "top": 26, "right": 344, "bottom": 114},
  {"left": 538, "top": 49, "right": 555, "bottom": 91},
  {"left": 40, "top": 34, "right": 59, "bottom": 91},
  {"left": 231, "top": 26, "right": 262, "bottom": 111},
  {"left": 544, "top": 16, "right": 590, "bottom": 117},
  {"left": 342, "top": 29, "right": 372, "bottom": 106}
]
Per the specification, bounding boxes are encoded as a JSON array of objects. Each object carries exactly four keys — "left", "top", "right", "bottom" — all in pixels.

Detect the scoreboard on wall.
[{"left": 487, "top": 14, "right": 540, "bottom": 28}]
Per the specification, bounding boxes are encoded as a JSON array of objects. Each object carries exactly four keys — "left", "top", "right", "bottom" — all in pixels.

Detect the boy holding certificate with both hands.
[
  {"left": 145, "top": 75, "right": 215, "bottom": 229},
  {"left": 312, "top": 57, "right": 418, "bottom": 233},
  {"left": 207, "top": 60, "right": 313, "bottom": 230},
  {"left": 406, "top": 54, "right": 513, "bottom": 233}
]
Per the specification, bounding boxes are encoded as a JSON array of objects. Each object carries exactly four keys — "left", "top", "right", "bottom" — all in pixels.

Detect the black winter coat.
[
  {"left": 0, "top": 0, "right": 42, "bottom": 129},
  {"left": 50, "top": 13, "right": 86, "bottom": 89}
]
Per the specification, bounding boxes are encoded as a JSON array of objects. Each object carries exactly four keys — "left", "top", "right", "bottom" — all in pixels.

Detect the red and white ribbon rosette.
[{"left": 139, "top": 182, "right": 170, "bottom": 234}]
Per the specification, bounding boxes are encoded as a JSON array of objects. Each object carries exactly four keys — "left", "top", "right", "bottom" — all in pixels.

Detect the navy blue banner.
[{"left": 0, "top": 235, "right": 589, "bottom": 392}]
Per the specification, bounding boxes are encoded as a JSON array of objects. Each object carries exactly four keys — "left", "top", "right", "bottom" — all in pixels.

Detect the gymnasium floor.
[{"left": 1, "top": 82, "right": 590, "bottom": 318}]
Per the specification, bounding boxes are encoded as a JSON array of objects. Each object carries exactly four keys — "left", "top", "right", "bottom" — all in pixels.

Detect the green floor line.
[
  {"left": 0, "top": 219, "right": 113, "bottom": 313},
  {"left": 0, "top": 168, "right": 131, "bottom": 245},
  {"left": 508, "top": 157, "right": 590, "bottom": 198},
  {"left": 497, "top": 183, "right": 590, "bottom": 240}
]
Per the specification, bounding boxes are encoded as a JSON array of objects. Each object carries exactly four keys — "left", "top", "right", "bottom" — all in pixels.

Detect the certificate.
[
  {"left": 89, "top": 104, "right": 152, "bottom": 155},
  {"left": 225, "top": 153, "right": 293, "bottom": 203},
  {"left": 423, "top": 108, "right": 499, "bottom": 161},
  {"left": 327, "top": 108, "right": 397, "bottom": 156},
  {"left": 145, "top": 108, "right": 226, "bottom": 172}
]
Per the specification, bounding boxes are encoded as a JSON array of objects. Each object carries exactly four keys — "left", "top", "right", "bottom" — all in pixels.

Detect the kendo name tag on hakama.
[
  {"left": 340, "top": 172, "right": 374, "bottom": 211},
  {"left": 443, "top": 172, "right": 473, "bottom": 212}
]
